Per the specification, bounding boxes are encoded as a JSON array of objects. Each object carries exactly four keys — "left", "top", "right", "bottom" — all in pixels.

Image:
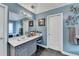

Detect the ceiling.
[
  {"left": 19, "top": 3, "right": 71, "bottom": 14},
  {"left": 9, "top": 12, "right": 25, "bottom": 21}
]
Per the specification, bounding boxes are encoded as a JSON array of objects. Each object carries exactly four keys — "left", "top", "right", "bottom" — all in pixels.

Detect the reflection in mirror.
[
  {"left": 65, "top": 5, "right": 79, "bottom": 45},
  {"left": 63, "top": 4, "right": 79, "bottom": 55},
  {"left": 8, "top": 11, "right": 32, "bottom": 38}
]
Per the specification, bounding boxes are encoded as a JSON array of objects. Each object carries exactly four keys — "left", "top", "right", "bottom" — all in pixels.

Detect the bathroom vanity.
[{"left": 8, "top": 33, "right": 42, "bottom": 56}]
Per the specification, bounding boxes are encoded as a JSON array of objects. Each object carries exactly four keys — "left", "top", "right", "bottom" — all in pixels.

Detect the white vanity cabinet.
[
  {"left": 10, "top": 40, "right": 36, "bottom": 56},
  {"left": 8, "top": 34, "right": 42, "bottom": 56}
]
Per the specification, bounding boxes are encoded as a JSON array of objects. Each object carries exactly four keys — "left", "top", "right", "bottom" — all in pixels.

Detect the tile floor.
[{"left": 32, "top": 46, "right": 67, "bottom": 56}]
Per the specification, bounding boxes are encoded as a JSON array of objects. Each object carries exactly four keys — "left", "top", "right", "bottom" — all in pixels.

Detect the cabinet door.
[
  {"left": 15, "top": 40, "right": 36, "bottom": 56},
  {"left": 47, "top": 13, "right": 63, "bottom": 51}
]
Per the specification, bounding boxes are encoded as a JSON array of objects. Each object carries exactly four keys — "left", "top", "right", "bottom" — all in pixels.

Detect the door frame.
[{"left": 0, "top": 4, "right": 8, "bottom": 56}]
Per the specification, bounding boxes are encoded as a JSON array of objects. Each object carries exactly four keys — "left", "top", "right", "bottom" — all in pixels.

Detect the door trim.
[
  {"left": 0, "top": 4, "right": 8, "bottom": 56},
  {"left": 47, "top": 13, "right": 63, "bottom": 52}
]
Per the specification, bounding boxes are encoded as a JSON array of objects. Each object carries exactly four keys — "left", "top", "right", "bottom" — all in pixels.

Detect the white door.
[
  {"left": 47, "top": 13, "right": 63, "bottom": 51},
  {"left": 0, "top": 4, "right": 8, "bottom": 56}
]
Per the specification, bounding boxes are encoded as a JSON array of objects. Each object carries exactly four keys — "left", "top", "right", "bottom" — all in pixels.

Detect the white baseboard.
[
  {"left": 37, "top": 43, "right": 48, "bottom": 48},
  {"left": 61, "top": 51, "right": 77, "bottom": 56}
]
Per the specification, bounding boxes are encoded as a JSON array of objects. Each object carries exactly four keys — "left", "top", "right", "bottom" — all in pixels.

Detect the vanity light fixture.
[
  {"left": 19, "top": 10, "right": 27, "bottom": 16},
  {"left": 22, "top": 12, "right": 27, "bottom": 16}
]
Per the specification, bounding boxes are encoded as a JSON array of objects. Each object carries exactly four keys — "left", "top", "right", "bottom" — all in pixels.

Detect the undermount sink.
[{"left": 16, "top": 36, "right": 28, "bottom": 41}]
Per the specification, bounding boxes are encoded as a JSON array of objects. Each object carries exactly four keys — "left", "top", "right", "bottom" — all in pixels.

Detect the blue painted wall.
[{"left": 36, "top": 3, "right": 79, "bottom": 55}]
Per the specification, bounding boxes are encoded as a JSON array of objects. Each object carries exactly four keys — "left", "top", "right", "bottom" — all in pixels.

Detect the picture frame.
[
  {"left": 38, "top": 18, "right": 45, "bottom": 26},
  {"left": 29, "top": 20, "right": 33, "bottom": 27}
]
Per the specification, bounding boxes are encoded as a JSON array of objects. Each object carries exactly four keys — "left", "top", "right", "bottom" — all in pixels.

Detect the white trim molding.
[{"left": 0, "top": 3, "right": 8, "bottom": 56}]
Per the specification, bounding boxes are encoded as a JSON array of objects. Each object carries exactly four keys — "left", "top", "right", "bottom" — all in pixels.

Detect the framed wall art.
[
  {"left": 29, "top": 20, "right": 33, "bottom": 27},
  {"left": 38, "top": 18, "right": 45, "bottom": 26}
]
